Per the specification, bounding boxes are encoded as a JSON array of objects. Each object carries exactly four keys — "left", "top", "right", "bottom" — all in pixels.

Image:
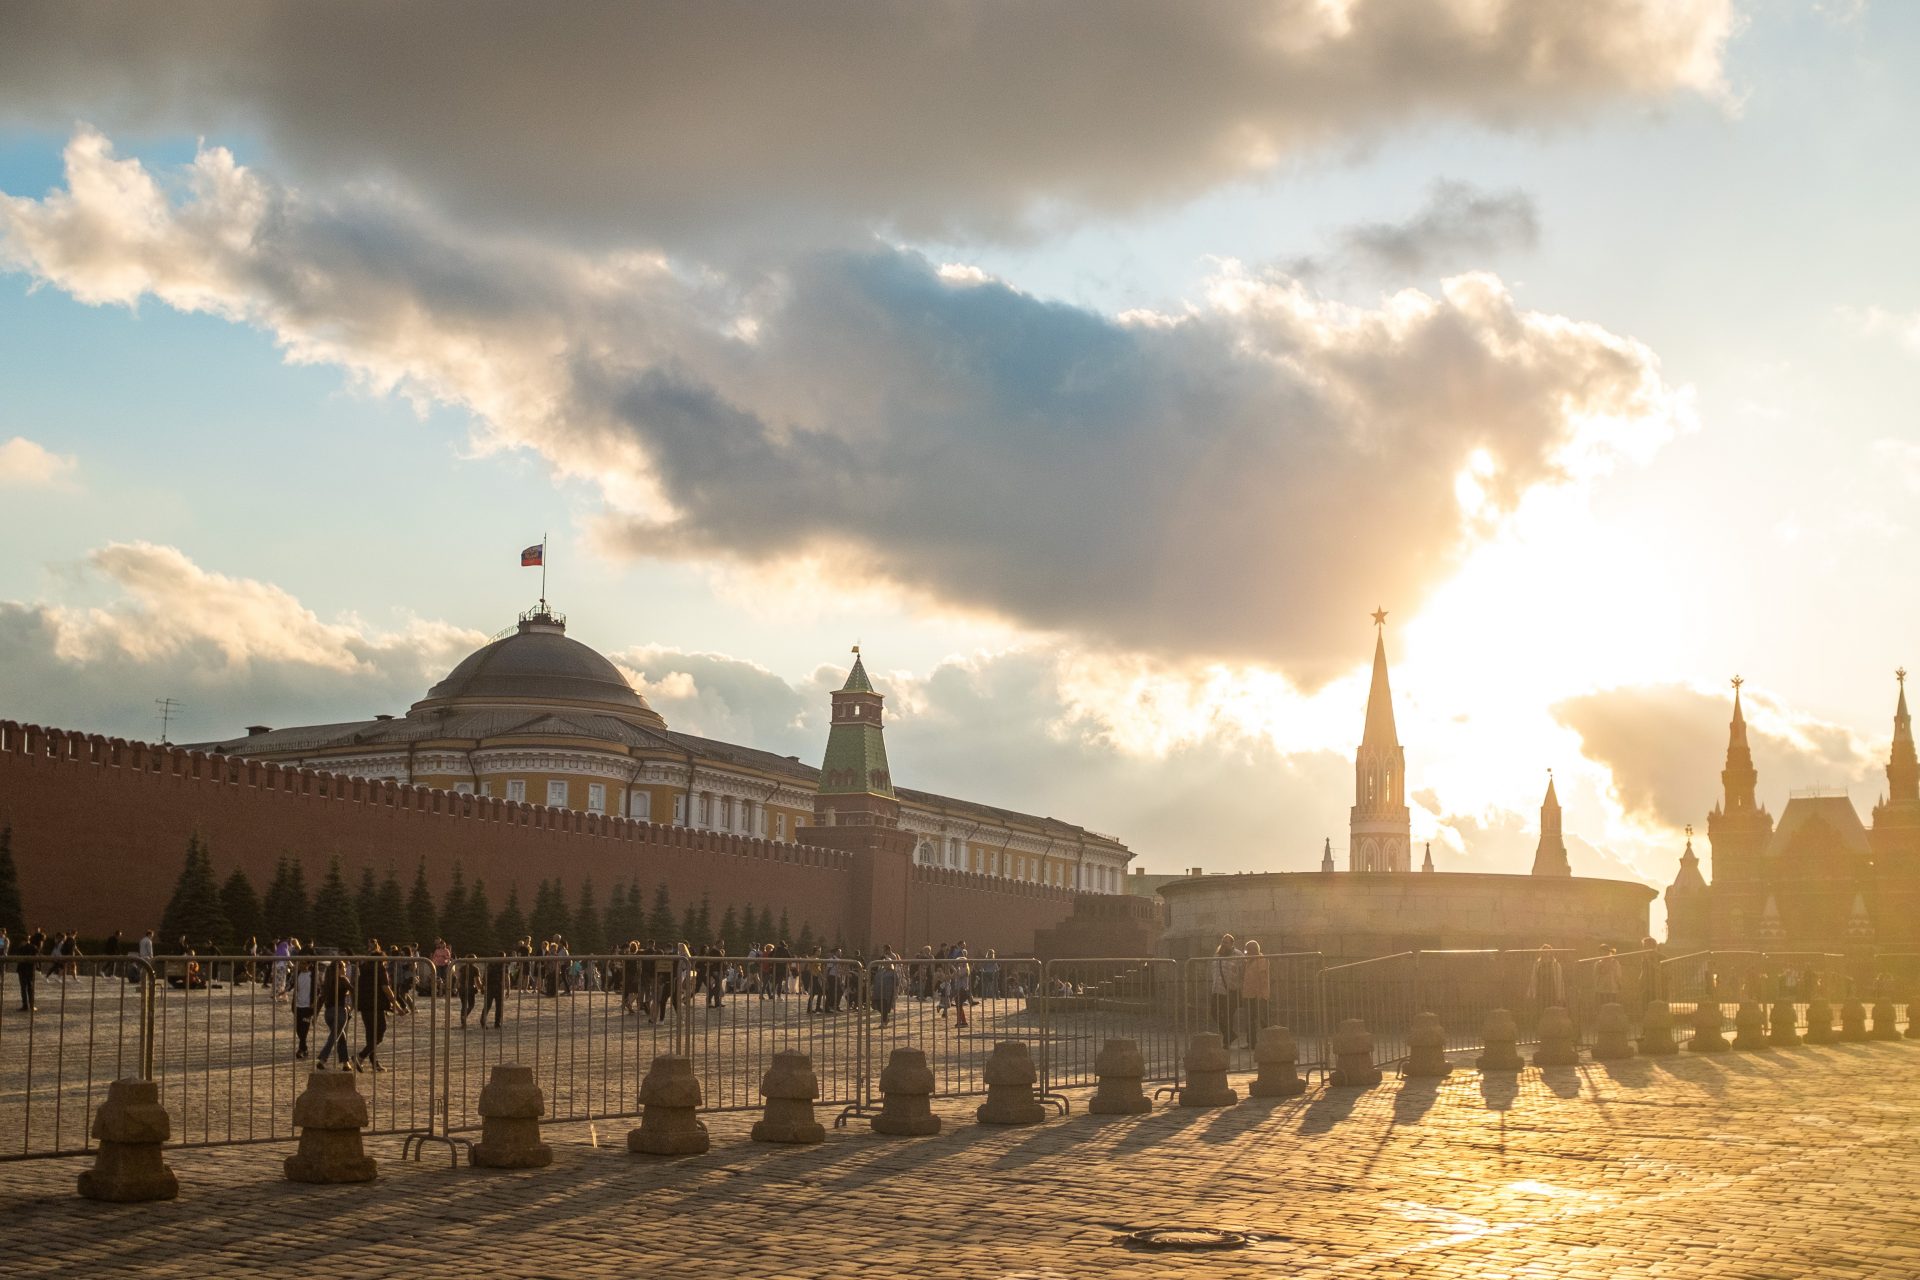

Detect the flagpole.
[{"left": 541, "top": 532, "right": 548, "bottom": 613}]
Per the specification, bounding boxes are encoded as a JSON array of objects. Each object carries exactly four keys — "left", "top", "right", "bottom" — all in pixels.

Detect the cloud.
[
  {"left": 1332, "top": 180, "right": 1540, "bottom": 277},
  {"left": 0, "top": 134, "right": 1695, "bottom": 681},
  {"left": 0, "top": 2, "right": 1734, "bottom": 246},
  {"left": 1552, "top": 682, "right": 1883, "bottom": 828},
  {"left": 0, "top": 436, "right": 77, "bottom": 488},
  {"left": 0, "top": 541, "right": 481, "bottom": 742},
  {"left": 1845, "top": 305, "right": 1920, "bottom": 352}
]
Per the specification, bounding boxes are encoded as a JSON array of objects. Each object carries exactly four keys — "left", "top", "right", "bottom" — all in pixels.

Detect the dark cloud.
[
  {"left": 0, "top": 137, "right": 1690, "bottom": 681},
  {"left": 1336, "top": 180, "right": 1540, "bottom": 277},
  {"left": 1553, "top": 683, "right": 1883, "bottom": 828},
  {"left": 0, "top": 1, "right": 1731, "bottom": 247}
]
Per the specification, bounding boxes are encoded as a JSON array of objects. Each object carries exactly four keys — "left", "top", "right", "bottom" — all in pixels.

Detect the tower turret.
[
  {"left": 814, "top": 647, "right": 897, "bottom": 826},
  {"left": 1530, "top": 772, "right": 1571, "bottom": 876},
  {"left": 1706, "top": 676, "right": 1772, "bottom": 892},
  {"left": 1665, "top": 825, "right": 1710, "bottom": 948},
  {"left": 1349, "top": 610, "right": 1412, "bottom": 872}
]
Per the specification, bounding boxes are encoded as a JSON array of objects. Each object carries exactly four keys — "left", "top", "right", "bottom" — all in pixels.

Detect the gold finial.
[
  {"left": 1371, "top": 607, "right": 1387, "bottom": 628},
  {"left": 1685, "top": 823, "right": 1693, "bottom": 838},
  {"left": 1731, "top": 674, "right": 1743, "bottom": 691},
  {"left": 1899, "top": 667, "right": 1907, "bottom": 688},
  {"left": 852, "top": 642, "right": 860, "bottom": 655}
]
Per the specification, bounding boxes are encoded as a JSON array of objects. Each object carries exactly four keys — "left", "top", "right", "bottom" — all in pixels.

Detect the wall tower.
[{"left": 1350, "top": 610, "right": 1412, "bottom": 872}]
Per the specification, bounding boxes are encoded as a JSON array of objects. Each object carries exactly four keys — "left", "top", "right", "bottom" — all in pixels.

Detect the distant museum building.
[
  {"left": 1665, "top": 674, "right": 1920, "bottom": 955},
  {"left": 198, "top": 607, "right": 1133, "bottom": 896}
]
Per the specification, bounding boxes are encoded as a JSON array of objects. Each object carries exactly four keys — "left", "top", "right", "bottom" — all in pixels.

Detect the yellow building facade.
[{"left": 202, "top": 609, "right": 1133, "bottom": 894}]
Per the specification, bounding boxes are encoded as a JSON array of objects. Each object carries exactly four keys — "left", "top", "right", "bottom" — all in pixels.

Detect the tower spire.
[
  {"left": 1720, "top": 675, "right": 1758, "bottom": 814},
  {"left": 1889, "top": 667, "right": 1917, "bottom": 805},
  {"left": 1531, "top": 769, "right": 1571, "bottom": 876},
  {"left": 1350, "top": 609, "right": 1411, "bottom": 872}
]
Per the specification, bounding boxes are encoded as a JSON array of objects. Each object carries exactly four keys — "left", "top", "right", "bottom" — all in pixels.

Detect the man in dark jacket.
[{"left": 15, "top": 929, "right": 42, "bottom": 1011}]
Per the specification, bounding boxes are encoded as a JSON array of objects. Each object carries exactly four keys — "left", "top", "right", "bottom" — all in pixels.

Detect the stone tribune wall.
[
  {"left": 0, "top": 721, "right": 1064, "bottom": 952},
  {"left": 1158, "top": 871, "right": 1656, "bottom": 961}
]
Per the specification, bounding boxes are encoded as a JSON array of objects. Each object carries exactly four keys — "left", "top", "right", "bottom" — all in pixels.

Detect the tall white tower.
[{"left": 1349, "top": 610, "right": 1412, "bottom": 872}]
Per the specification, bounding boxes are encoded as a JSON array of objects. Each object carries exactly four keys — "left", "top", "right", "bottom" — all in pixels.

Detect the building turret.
[
  {"left": 1320, "top": 838, "right": 1334, "bottom": 873},
  {"left": 1664, "top": 826, "right": 1710, "bottom": 948},
  {"left": 814, "top": 648, "right": 897, "bottom": 827},
  {"left": 1530, "top": 773, "right": 1571, "bottom": 876},
  {"left": 1420, "top": 842, "right": 1434, "bottom": 873},
  {"left": 1888, "top": 669, "right": 1917, "bottom": 804},
  {"left": 1706, "top": 676, "right": 1773, "bottom": 889},
  {"left": 1349, "top": 611, "right": 1412, "bottom": 872}
]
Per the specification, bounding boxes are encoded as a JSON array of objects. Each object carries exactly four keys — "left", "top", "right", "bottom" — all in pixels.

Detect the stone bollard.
[
  {"left": 1403, "top": 1012, "right": 1451, "bottom": 1078},
  {"left": 1088, "top": 1039, "right": 1152, "bottom": 1115},
  {"left": 1532, "top": 1006, "right": 1580, "bottom": 1067},
  {"left": 1839, "top": 998, "right": 1869, "bottom": 1043},
  {"left": 1639, "top": 1001, "right": 1679, "bottom": 1056},
  {"left": 1178, "top": 1032, "right": 1239, "bottom": 1107},
  {"left": 1870, "top": 999, "right": 1902, "bottom": 1041},
  {"left": 752, "top": 1051, "right": 826, "bottom": 1144},
  {"left": 1907, "top": 993, "right": 1920, "bottom": 1041},
  {"left": 1329, "top": 1019, "right": 1382, "bottom": 1088},
  {"left": 872, "top": 1047, "right": 942, "bottom": 1135},
  {"left": 976, "top": 1042, "right": 1048, "bottom": 1125},
  {"left": 1804, "top": 999, "right": 1838, "bottom": 1045},
  {"left": 627, "top": 1055, "right": 710, "bottom": 1156},
  {"left": 1767, "top": 1000, "right": 1802, "bottom": 1047},
  {"left": 470, "top": 1064, "right": 552, "bottom": 1169},
  {"left": 1590, "top": 1003, "right": 1636, "bottom": 1061},
  {"left": 1249, "top": 1025, "right": 1307, "bottom": 1098},
  {"left": 1687, "top": 1001, "right": 1732, "bottom": 1053},
  {"left": 77, "top": 1078, "right": 178, "bottom": 1202},
  {"left": 1476, "top": 1009, "right": 1526, "bottom": 1071},
  {"left": 284, "top": 1071, "right": 377, "bottom": 1183},
  {"left": 1732, "top": 1001, "right": 1768, "bottom": 1051}
]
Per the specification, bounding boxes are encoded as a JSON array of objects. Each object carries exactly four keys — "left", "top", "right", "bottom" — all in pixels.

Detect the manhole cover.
[{"left": 1123, "top": 1227, "right": 1250, "bottom": 1252}]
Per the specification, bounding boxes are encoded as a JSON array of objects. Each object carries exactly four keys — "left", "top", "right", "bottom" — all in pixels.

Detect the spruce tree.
[
  {"left": 371, "top": 869, "right": 410, "bottom": 947},
  {"left": 464, "top": 879, "right": 497, "bottom": 954},
  {"left": 438, "top": 865, "right": 469, "bottom": 950},
  {"left": 796, "top": 920, "right": 817, "bottom": 952},
  {"left": 625, "top": 883, "right": 645, "bottom": 943},
  {"left": 219, "top": 869, "right": 264, "bottom": 949},
  {"left": 678, "top": 904, "right": 700, "bottom": 947},
  {"left": 738, "top": 901, "right": 756, "bottom": 949},
  {"left": 407, "top": 858, "right": 437, "bottom": 946},
  {"left": 693, "top": 892, "right": 713, "bottom": 947},
  {"left": 754, "top": 905, "right": 774, "bottom": 946},
  {"left": 646, "top": 883, "right": 675, "bottom": 942},
  {"left": 310, "top": 858, "right": 361, "bottom": 952},
  {"left": 0, "top": 825, "right": 25, "bottom": 935},
  {"left": 353, "top": 867, "right": 379, "bottom": 939},
  {"left": 571, "top": 879, "right": 605, "bottom": 954},
  {"left": 718, "top": 905, "right": 741, "bottom": 954},
  {"left": 777, "top": 908, "right": 792, "bottom": 943},
  {"left": 602, "top": 879, "right": 628, "bottom": 950},
  {"left": 494, "top": 886, "right": 526, "bottom": 949},
  {"left": 159, "top": 835, "right": 232, "bottom": 952},
  {"left": 529, "top": 878, "right": 570, "bottom": 942},
  {"left": 262, "top": 856, "right": 312, "bottom": 942}
]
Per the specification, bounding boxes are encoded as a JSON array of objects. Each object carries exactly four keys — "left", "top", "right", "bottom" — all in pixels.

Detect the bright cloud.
[
  {"left": 0, "top": 134, "right": 1695, "bottom": 683},
  {"left": 0, "top": 436, "right": 77, "bottom": 488}
]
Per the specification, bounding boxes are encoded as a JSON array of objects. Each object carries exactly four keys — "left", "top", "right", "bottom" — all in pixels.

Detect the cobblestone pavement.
[{"left": 4, "top": 1041, "right": 1918, "bottom": 1277}]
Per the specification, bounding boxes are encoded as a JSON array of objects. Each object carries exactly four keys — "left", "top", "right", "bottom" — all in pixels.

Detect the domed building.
[{"left": 200, "top": 607, "right": 1134, "bottom": 895}]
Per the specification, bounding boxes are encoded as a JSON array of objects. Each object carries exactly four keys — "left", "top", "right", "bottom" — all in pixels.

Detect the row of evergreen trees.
[{"left": 149, "top": 835, "right": 823, "bottom": 956}]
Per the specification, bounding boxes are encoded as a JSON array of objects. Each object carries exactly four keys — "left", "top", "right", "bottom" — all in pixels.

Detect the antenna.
[{"left": 155, "top": 697, "right": 182, "bottom": 746}]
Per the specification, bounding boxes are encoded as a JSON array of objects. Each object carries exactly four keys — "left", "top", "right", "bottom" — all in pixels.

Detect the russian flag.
[{"left": 521, "top": 543, "right": 544, "bottom": 567}]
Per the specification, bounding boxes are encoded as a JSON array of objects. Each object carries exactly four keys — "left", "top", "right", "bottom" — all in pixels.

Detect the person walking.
[
  {"left": 482, "top": 953, "right": 507, "bottom": 1029},
  {"left": 1526, "top": 944, "right": 1565, "bottom": 1034},
  {"left": 15, "top": 928, "right": 42, "bottom": 1012},
  {"left": 950, "top": 945, "right": 972, "bottom": 1030},
  {"left": 1239, "top": 940, "right": 1272, "bottom": 1038},
  {"left": 315, "top": 960, "right": 353, "bottom": 1070},
  {"left": 1210, "top": 934, "right": 1244, "bottom": 1047},
  {"left": 354, "top": 944, "right": 395, "bottom": 1072},
  {"left": 872, "top": 945, "right": 900, "bottom": 1027},
  {"left": 457, "top": 955, "right": 480, "bottom": 1026},
  {"left": 291, "top": 956, "right": 316, "bottom": 1059},
  {"left": 1594, "top": 945, "right": 1623, "bottom": 1008}
]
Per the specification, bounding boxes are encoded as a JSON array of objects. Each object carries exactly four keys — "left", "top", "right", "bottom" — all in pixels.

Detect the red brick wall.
[{"left": 0, "top": 722, "right": 1083, "bottom": 954}]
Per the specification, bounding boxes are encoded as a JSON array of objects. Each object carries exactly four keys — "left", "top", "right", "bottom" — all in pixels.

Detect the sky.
[{"left": 2, "top": 1, "right": 1917, "bottom": 896}]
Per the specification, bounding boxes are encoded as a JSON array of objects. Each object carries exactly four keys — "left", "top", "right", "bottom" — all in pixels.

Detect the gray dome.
[{"left": 412, "top": 611, "right": 663, "bottom": 726}]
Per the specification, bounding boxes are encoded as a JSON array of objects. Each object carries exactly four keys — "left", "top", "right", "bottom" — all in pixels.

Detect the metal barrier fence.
[{"left": 7, "top": 946, "right": 1918, "bottom": 1162}]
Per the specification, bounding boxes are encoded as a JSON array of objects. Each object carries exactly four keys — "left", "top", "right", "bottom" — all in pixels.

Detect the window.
[
  {"left": 757, "top": 806, "right": 767, "bottom": 836},
  {"left": 698, "top": 794, "right": 711, "bottom": 826},
  {"left": 630, "top": 790, "right": 651, "bottom": 821},
  {"left": 721, "top": 796, "right": 734, "bottom": 830},
  {"left": 480, "top": 781, "right": 492, "bottom": 798},
  {"left": 776, "top": 813, "right": 788, "bottom": 840},
  {"left": 547, "top": 780, "right": 568, "bottom": 808},
  {"left": 454, "top": 782, "right": 473, "bottom": 796},
  {"left": 587, "top": 783, "right": 606, "bottom": 813},
  {"left": 673, "top": 794, "right": 687, "bottom": 824},
  {"left": 506, "top": 779, "right": 526, "bottom": 804}
]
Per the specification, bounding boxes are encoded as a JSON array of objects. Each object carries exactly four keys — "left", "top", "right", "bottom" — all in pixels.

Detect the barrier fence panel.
[
  {"left": 0, "top": 957, "right": 150, "bottom": 1161},
  {"left": 870, "top": 956, "right": 1041, "bottom": 1103},
  {"left": 1038, "top": 958, "right": 1180, "bottom": 1091},
  {"left": 1405, "top": 950, "right": 1501, "bottom": 1059},
  {"left": 1320, "top": 953, "right": 1414, "bottom": 1068},
  {"left": 1173, "top": 952, "right": 1327, "bottom": 1077}
]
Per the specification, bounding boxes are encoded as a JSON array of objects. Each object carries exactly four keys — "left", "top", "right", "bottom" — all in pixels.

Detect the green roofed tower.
[{"left": 816, "top": 647, "right": 897, "bottom": 826}]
